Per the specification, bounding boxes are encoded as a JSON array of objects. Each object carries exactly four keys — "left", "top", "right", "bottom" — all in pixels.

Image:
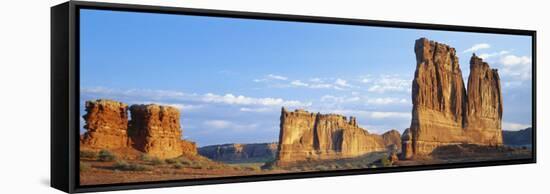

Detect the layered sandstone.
[
  {"left": 81, "top": 99, "right": 130, "bottom": 149},
  {"left": 382, "top": 129, "right": 402, "bottom": 152},
  {"left": 464, "top": 54, "right": 503, "bottom": 145},
  {"left": 409, "top": 38, "right": 468, "bottom": 156},
  {"left": 403, "top": 38, "right": 503, "bottom": 159},
  {"left": 181, "top": 140, "right": 198, "bottom": 155},
  {"left": 276, "top": 108, "right": 399, "bottom": 163},
  {"left": 198, "top": 143, "right": 278, "bottom": 162},
  {"left": 129, "top": 104, "right": 184, "bottom": 159}
]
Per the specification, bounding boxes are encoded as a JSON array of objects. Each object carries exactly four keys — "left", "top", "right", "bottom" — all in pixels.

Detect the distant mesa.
[
  {"left": 502, "top": 127, "right": 532, "bottom": 147},
  {"left": 403, "top": 38, "right": 504, "bottom": 159},
  {"left": 275, "top": 108, "right": 401, "bottom": 164},
  {"left": 80, "top": 99, "right": 197, "bottom": 159},
  {"left": 198, "top": 143, "right": 278, "bottom": 163}
]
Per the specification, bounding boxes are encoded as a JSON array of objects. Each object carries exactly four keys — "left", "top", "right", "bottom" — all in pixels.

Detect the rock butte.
[
  {"left": 276, "top": 108, "right": 401, "bottom": 164},
  {"left": 403, "top": 38, "right": 503, "bottom": 159},
  {"left": 80, "top": 99, "right": 197, "bottom": 159},
  {"left": 81, "top": 99, "right": 130, "bottom": 149}
]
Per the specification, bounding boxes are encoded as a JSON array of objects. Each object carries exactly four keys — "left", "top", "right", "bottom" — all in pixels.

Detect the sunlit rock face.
[
  {"left": 129, "top": 104, "right": 184, "bottom": 159},
  {"left": 403, "top": 38, "right": 503, "bottom": 159},
  {"left": 81, "top": 99, "right": 130, "bottom": 149},
  {"left": 276, "top": 108, "right": 400, "bottom": 164}
]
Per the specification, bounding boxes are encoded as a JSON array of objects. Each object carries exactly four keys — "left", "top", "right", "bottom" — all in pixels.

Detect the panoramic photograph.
[{"left": 78, "top": 9, "right": 533, "bottom": 185}]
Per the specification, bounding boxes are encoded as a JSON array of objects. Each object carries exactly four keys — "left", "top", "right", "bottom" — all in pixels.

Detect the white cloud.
[
  {"left": 478, "top": 50, "right": 510, "bottom": 60},
  {"left": 267, "top": 74, "right": 288, "bottom": 80},
  {"left": 366, "top": 97, "right": 408, "bottom": 105},
  {"left": 367, "top": 75, "right": 411, "bottom": 93},
  {"left": 290, "top": 80, "right": 309, "bottom": 87},
  {"left": 132, "top": 101, "right": 202, "bottom": 111},
  {"left": 463, "top": 43, "right": 491, "bottom": 53},
  {"left": 498, "top": 55, "right": 532, "bottom": 80},
  {"left": 309, "top": 78, "right": 322, "bottom": 83},
  {"left": 203, "top": 120, "right": 232, "bottom": 129},
  {"left": 332, "top": 109, "right": 411, "bottom": 120},
  {"left": 203, "top": 120, "right": 260, "bottom": 132},
  {"left": 81, "top": 87, "right": 311, "bottom": 109},
  {"left": 239, "top": 107, "right": 273, "bottom": 113},
  {"left": 502, "top": 122, "right": 531, "bottom": 131},
  {"left": 500, "top": 55, "right": 531, "bottom": 66},
  {"left": 335, "top": 78, "right": 353, "bottom": 88},
  {"left": 202, "top": 93, "right": 310, "bottom": 107},
  {"left": 320, "top": 95, "right": 360, "bottom": 103},
  {"left": 253, "top": 74, "right": 288, "bottom": 82}
]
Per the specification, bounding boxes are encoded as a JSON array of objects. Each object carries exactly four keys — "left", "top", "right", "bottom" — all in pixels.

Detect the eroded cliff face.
[
  {"left": 276, "top": 108, "right": 399, "bottom": 163},
  {"left": 409, "top": 38, "right": 468, "bottom": 156},
  {"left": 464, "top": 54, "right": 503, "bottom": 145},
  {"left": 129, "top": 104, "right": 184, "bottom": 159},
  {"left": 198, "top": 143, "right": 278, "bottom": 162},
  {"left": 81, "top": 99, "right": 130, "bottom": 149},
  {"left": 403, "top": 38, "right": 503, "bottom": 159}
]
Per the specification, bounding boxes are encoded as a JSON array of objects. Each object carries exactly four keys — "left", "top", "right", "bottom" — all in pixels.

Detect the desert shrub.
[
  {"left": 242, "top": 166, "right": 261, "bottom": 171},
  {"left": 80, "top": 150, "right": 97, "bottom": 159},
  {"left": 98, "top": 150, "right": 116, "bottom": 162},
  {"left": 139, "top": 154, "right": 153, "bottom": 161},
  {"left": 150, "top": 157, "right": 164, "bottom": 166},
  {"left": 113, "top": 160, "right": 151, "bottom": 171},
  {"left": 178, "top": 156, "right": 193, "bottom": 165},
  {"left": 80, "top": 162, "right": 91, "bottom": 172},
  {"left": 315, "top": 165, "right": 330, "bottom": 171},
  {"left": 165, "top": 158, "right": 179, "bottom": 164},
  {"left": 173, "top": 163, "right": 183, "bottom": 169},
  {"left": 381, "top": 156, "right": 392, "bottom": 167}
]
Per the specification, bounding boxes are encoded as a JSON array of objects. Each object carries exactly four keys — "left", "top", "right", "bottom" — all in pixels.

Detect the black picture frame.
[{"left": 51, "top": 1, "right": 537, "bottom": 193}]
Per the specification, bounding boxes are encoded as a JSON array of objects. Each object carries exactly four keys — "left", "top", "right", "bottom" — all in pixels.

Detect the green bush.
[
  {"left": 150, "top": 157, "right": 164, "bottom": 166},
  {"left": 80, "top": 161, "right": 91, "bottom": 172},
  {"left": 80, "top": 150, "right": 97, "bottom": 159},
  {"left": 381, "top": 156, "right": 392, "bottom": 167},
  {"left": 173, "top": 163, "right": 183, "bottom": 169},
  {"left": 98, "top": 150, "right": 116, "bottom": 162},
  {"left": 113, "top": 160, "right": 151, "bottom": 171},
  {"left": 165, "top": 158, "right": 179, "bottom": 164},
  {"left": 139, "top": 154, "right": 152, "bottom": 161}
]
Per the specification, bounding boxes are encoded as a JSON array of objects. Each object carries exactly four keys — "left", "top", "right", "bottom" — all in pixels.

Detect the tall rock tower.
[{"left": 403, "top": 38, "right": 503, "bottom": 159}]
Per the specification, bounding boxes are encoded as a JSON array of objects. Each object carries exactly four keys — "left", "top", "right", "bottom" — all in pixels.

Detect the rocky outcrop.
[
  {"left": 81, "top": 99, "right": 130, "bottom": 149},
  {"left": 129, "top": 104, "right": 184, "bottom": 159},
  {"left": 464, "top": 54, "right": 503, "bottom": 145},
  {"left": 403, "top": 38, "right": 503, "bottom": 159},
  {"left": 198, "top": 143, "right": 278, "bottom": 163},
  {"left": 276, "top": 108, "right": 399, "bottom": 163},
  {"left": 181, "top": 140, "right": 198, "bottom": 155},
  {"left": 382, "top": 129, "right": 402, "bottom": 152}
]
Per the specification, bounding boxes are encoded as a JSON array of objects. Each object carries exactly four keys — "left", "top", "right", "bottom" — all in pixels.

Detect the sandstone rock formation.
[
  {"left": 403, "top": 38, "right": 503, "bottom": 159},
  {"left": 81, "top": 99, "right": 130, "bottom": 149},
  {"left": 198, "top": 143, "right": 278, "bottom": 162},
  {"left": 382, "top": 129, "right": 402, "bottom": 152},
  {"left": 464, "top": 54, "right": 503, "bottom": 145},
  {"left": 129, "top": 104, "right": 184, "bottom": 159},
  {"left": 181, "top": 140, "right": 198, "bottom": 155},
  {"left": 276, "top": 108, "right": 400, "bottom": 163}
]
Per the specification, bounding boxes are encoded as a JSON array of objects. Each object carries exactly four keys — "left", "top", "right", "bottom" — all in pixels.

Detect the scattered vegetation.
[
  {"left": 380, "top": 154, "right": 392, "bottom": 167},
  {"left": 80, "top": 150, "right": 97, "bottom": 159},
  {"left": 173, "top": 163, "right": 183, "bottom": 169},
  {"left": 113, "top": 160, "right": 151, "bottom": 171},
  {"left": 80, "top": 161, "right": 91, "bottom": 172},
  {"left": 98, "top": 150, "right": 116, "bottom": 162}
]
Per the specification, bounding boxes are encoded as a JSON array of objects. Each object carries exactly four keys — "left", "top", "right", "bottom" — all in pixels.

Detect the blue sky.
[{"left": 79, "top": 9, "right": 533, "bottom": 146}]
